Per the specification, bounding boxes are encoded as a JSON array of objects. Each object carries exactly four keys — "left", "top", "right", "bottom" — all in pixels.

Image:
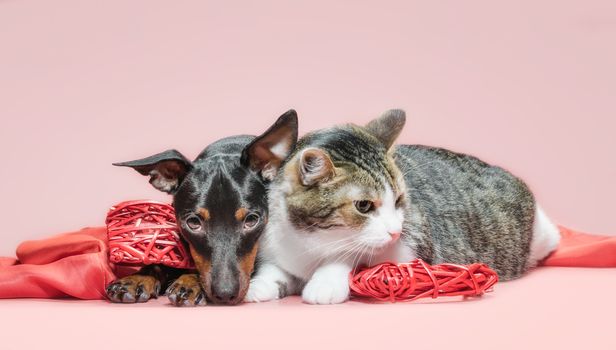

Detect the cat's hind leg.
[{"left": 528, "top": 205, "right": 561, "bottom": 267}]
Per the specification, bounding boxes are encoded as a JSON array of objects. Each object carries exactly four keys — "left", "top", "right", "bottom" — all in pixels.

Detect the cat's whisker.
[
  {"left": 356, "top": 245, "right": 370, "bottom": 271},
  {"left": 332, "top": 241, "right": 363, "bottom": 265},
  {"left": 328, "top": 243, "right": 356, "bottom": 265},
  {"left": 326, "top": 243, "right": 355, "bottom": 266},
  {"left": 350, "top": 245, "right": 364, "bottom": 272},
  {"left": 347, "top": 243, "right": 367, "bottom": 274},
  {"left": 306, "top": 240, "right": 360, "bottom": 271},
  {"left": 298, "top": 236, "right": 355, "bottom": 256},
  {"left": 319, "top": 244, "right": 357, "bottom": 267},
  {"left": 306, "top": 239, "right": 358, "bottom": 264},
  {"left": 367, "top": 246, "right": 375, "bottom": 267}
]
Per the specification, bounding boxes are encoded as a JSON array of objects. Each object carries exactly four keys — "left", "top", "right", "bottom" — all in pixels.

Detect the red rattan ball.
[
  {"left": 106, "top": 200, "right": 193, "bottom": 269},
  {"left": 350, "top": 259, "right": 498, "bottom": 302}
]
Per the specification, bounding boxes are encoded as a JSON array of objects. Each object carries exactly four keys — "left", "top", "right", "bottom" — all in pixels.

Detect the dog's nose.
[{"left": 211, "top": 284, "right": 240, "bottom": 304}]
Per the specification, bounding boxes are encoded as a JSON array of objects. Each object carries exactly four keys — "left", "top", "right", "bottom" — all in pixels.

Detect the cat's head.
[{"left": 278, "top": 109, "right": 407, "bottom": 252}]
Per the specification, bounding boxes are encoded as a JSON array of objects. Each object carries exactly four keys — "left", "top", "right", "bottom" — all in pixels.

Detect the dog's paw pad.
[
  {"left": 106, "top": 275, "right": 160, "bottom": 304},
  {"left": 166, "top": 274, "right": 207, "bottom": 307}
]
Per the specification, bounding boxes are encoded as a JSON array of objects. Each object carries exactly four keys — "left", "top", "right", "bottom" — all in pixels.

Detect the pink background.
[
  {"left": 1, "top": 1, "right": 615, "bottom": 349},
  {"left": 1, "top": 0, "right": 615, "bottom": 254}
]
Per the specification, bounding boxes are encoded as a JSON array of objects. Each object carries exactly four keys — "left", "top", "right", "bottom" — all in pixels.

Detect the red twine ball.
[
  {"left": 106, "top": 200, "right": 193, "bottom": 269},
  {"left": 350, "top": 259, "right": 498, "bottom": 302}
]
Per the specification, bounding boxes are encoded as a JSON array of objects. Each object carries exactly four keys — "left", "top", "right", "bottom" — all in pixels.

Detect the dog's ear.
[
  {"left": 241, "top": 109, "right": 299, "bottom": 181},
  {"left": 113, "top": 149, "right": 193, "bottom": 194}
]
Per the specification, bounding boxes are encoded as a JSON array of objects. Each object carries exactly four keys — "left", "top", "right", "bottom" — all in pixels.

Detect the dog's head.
[{"left": 114, "top": 110, "right": 298, "bottom": 304}]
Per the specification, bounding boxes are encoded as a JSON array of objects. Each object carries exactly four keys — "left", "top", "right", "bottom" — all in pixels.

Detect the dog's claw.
[
  {"left": 167, "top": 274, "right": 207, "bottom": 307},
  {"left": 106, "top": 275, "right": 159, "bottom": 304},
  {"left": 122, "top": 292, "right": 136, "bottom": 303}
]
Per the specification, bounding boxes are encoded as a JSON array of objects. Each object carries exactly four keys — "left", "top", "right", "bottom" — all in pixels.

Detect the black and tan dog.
[{"left": 105, "top": 110, "right": 298, "bottom": 306}]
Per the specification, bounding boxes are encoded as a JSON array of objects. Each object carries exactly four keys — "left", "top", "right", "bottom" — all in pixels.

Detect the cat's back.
[
  {"left": 393, "top": 144, "right": 536, "bottom": 280},
  {"left": 394, "top": 144, "right": 490, "bottom": 178},
  {"left": 394, "top": 144, "right": 531, "bottom": 202}
]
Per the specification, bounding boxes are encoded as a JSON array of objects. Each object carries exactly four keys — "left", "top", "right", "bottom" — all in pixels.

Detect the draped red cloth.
[
  {"left": 0, "top": 226, "right": 614, "bottom": 300},
  {"left": 542, "top": 226, "right": 616, "bottom": 267},
  {"left": 0, "top": 227, "right": 131, "bottom": 299}
]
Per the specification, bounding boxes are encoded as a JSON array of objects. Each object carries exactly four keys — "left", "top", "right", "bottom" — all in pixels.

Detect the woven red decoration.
[
  {"left": 350, "top": 259, "right": 498, "bottom": 302},
  {"left": 106, "top": 200, "right": 193, "bottom": 269}
]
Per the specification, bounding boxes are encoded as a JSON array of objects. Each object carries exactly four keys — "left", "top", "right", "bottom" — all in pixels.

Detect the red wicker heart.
[
  {"left": 349, "top": 259, "right": 498, "bottom": 302},
  {"left": 106, "top": 200, "right": 193, "bottom": 269}
]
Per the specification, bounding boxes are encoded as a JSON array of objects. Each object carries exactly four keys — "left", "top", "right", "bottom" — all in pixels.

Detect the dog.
[{"left": 105, "top": 110, "right": 298, "bottom": 306}]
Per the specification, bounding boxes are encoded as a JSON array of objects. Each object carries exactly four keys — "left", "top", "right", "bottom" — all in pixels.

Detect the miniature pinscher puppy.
[{"left": 105, "top": 110, "right": 298, "bottom": 306}]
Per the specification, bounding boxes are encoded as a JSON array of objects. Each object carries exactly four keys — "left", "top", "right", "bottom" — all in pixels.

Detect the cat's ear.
[
  {"left": 113, "top": 149, "right": 193, "bottom": 194},
  {"left": 241, "top": 109, "right": 299, "bottom": 181},
  {"left": 298, "top": 148, "right": 335, "bottom": 186},
  {"left": 364, "top": 109, "right": 406, "bottom": 150}
]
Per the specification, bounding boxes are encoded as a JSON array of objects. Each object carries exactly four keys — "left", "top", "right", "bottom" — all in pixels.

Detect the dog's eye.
[
  {"left": 243, "top": 213, "right": 260, "bottom": 230},
  {"left": 185, "top": 216, "right": 203, "bottom": 232},
  {"left": 354, "top": 200, "right": 375, "bottom": 214}
]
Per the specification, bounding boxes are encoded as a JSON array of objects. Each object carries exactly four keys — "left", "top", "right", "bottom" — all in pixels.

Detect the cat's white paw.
[
  {"left": 244, "top": 263, "right": 291, "bottom": 303},
  {"left": 244, "top": 278, "right": 280, "bottom": 303},
  {"left": 302, "top": 273, "right": 350, "bottom": 305}
]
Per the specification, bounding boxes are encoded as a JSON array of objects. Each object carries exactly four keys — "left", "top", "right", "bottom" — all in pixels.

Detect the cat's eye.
[
  {"left": 185, "top": 215, "right": 203, "bottom": 232},
  {"left": 243, "top": 213, "right": 260, "bottom": 230},
  {"left": 354, "top": 200, "right": 375, "bottom": 214},
  {"left": 395, "top": 195, "right": 404, "bottom": 208}
]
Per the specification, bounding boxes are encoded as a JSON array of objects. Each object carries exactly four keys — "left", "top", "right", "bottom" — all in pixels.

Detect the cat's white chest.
[{"left": 260, "top": 221, "right": 320, "bottom": 280}]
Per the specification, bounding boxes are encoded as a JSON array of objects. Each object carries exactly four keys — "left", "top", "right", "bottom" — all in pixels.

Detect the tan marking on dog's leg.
[
  {"left": 106, "top": 274, "right": 160, "bottom": 303},
  {"left": 166, "top": 274, "right": 207, "bottom": 307}
]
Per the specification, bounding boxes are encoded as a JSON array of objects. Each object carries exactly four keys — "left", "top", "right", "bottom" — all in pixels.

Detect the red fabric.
[
  {"left": 0, "top": 227, "right": 117, "bottom": 299},
  {"left": 542, "top": 226, "right": 616, "bottom": 267},
  {"left": 0, "top": 225, "right": 614, "bottom": 300}
]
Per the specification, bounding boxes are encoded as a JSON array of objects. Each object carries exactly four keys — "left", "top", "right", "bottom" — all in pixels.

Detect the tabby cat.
[{"left": 245, "top": 109, "right": 560, "bottom": 304}]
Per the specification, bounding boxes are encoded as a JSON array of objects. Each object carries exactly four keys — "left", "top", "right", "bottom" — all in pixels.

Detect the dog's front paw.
[
  {"left": 244, "top": 278, "right": 281, "bottom": 303},
  {"left": 166, "top": 274, "right": 207, "bottom": 307},
  {"left": 106, "top": 275, "right": 161, "bottom": 303},
  {"left": 302, "top": 269, "right": 350, "bottom": 305}
]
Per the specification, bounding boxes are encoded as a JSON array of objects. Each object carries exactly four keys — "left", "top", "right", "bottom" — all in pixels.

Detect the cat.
[{"left": 245, "top": 109, "right": 561, "bottom": 304}]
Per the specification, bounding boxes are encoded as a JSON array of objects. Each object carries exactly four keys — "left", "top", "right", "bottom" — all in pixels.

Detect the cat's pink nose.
[{"left": 389, "top": 231, "right": 401, "bottom": 242}]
